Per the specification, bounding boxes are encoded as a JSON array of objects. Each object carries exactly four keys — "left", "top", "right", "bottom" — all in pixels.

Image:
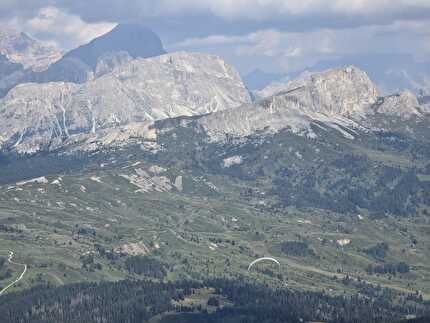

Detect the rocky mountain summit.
[
  {"left": 0, "top": 29, "right": 62, "bottom": 71},
  {"left": 0, "top": 29, "right": 62, "bottom": 97},
  {"left": 201, "top": 66, "right": 428, "bottom": 142},
  {"left": 0, "top": 52, "right": 250, "bottom": 154},
  {"left": 255, "top": 66, "right": 378, "bottom": 117}
]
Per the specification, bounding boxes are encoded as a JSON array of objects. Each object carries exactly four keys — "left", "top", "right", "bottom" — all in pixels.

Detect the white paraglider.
[{"left": 248, "top": 257, "right": 280, "bottom": 271}]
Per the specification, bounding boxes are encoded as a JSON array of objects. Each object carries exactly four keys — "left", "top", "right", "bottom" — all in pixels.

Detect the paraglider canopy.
[{"left": 248, "top": 257, "right": 280, "bottom": 271}]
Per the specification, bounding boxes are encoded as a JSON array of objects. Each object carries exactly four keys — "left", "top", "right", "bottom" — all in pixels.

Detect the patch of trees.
[
  {"left": 364, "top": 243, "right": 389, "bottom": 259},
  {"left": 125, "top": 256, "right": 167, "bottom": 279},
  {"left": 395, "top": 317, "right": 430, "bottom": 323},
  {"left": 0, "top": 256, "right": 5, "bottom": 269},
  {"left": 0, "top": 278, "right": 428, "bottom": 323},
  {"left": 280, "top": 241, "right": 315, "bottom": 257},
  {"left": 80, "top": 253, "right": 102, "bottom": 271},
  {"left": 94, "top": 244, "right": 118, "bottom": 261},
  {"left": 76, "top": 227, "right": 96, "bottom": 236},
  {"left": 375, "top": 131, "right": 410, "bottom": 151},
  {"left": 207, "top": 296, "right": 220, "bottom": 307},
  {"left": 0, "top": 256, "right": 12, "bottom": 280},
  {"left": 332, "top": 154, "right": 371, "bottom": 177},
  {"left": 0, "top": 269, "right": 12, "bottom": 281},
  {"left": 0, "top": 224, "right": 22, "bottom": 233},
  {"left": 366, "top": 262, "right": 410, "bottom": 275},
  {"left": 271, "top": 152, "right": 428, "bottom": 217},
  {"left": 0, "top": 151, "right": 97, "bottom": 185}
]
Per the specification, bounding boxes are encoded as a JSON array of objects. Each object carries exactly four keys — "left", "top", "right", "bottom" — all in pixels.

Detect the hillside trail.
[{"left": 0, "top": 251, "right": 27, "bottom": 296}]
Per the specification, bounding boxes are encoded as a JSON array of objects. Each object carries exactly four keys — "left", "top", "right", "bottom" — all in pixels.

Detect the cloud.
[
  {"left": 0, "top": 1, "right": 429, "bottom": 75},
  {"left": 170, "top": 19, "right": 430, "bottom": 73},
  {"left": 2, "top": 6, "right": 116, "bottom": 49},
  {"left": 43, "top": 1, "right": 430, "bottom": 51},
  {"left": 3, "top": 1, "right": 430, "bottom": 35},
  {"left": 149, "top": 0, "right": 430, "bottom": 20}
]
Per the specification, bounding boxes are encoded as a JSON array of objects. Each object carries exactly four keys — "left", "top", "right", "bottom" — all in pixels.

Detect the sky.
[{"left": 1, "top": 0, "right": 430, "bottom": 75}]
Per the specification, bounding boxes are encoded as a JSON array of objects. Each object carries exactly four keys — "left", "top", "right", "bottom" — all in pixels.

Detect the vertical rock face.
[
  {"left": 0, "top": 29, "right": 62, "bottom": 71},
  {"left": 0, "top": 52, "right": 251, "bottom": 154}
]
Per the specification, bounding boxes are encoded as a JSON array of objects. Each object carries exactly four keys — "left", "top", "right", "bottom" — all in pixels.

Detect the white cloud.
[
  {"left": 1, "top": 1, "right": 429, "bottom": 74},
  {"left": 145, "top": 0, "right": 430, "bottom": 21},
  {"left": 3, "top": 6, "right": 116, "bottom": 49},
  {"left": 170, "top": 19, "right": 430, "bottom": 73},
  {"left": 172, "top": 34, "right": 245, "bottom": 47}
]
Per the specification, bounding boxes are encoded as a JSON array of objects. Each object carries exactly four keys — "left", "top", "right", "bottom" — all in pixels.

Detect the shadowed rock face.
[
  {"left": 0, "top": 54, "right": 23, "bottom": 76},
  {"left": 34, "top": 23, "right": 166, "bottom": 84},
  {"left": 0, "top": 54, "right": 25, "bottom": 98},
  {"left": 62, "top": 23, "right": 166, "bottom": 70}
]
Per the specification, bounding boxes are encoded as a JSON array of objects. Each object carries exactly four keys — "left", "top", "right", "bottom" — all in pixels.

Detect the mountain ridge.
[
  {"left": 0, "top": 52, "right": 250, "bottom": 154},
  {"left": 200, "top": 66, "right": 429, "bottom": 143}
]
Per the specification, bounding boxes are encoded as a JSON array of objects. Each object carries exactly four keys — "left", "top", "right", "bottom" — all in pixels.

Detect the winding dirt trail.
[{"left": 0, "top": 251, "right": 27, "bottom": 296}]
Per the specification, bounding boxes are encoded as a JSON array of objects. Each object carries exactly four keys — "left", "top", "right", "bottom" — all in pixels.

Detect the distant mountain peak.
[
  {"left": 200, "top": 65, "right": 429, "bottom": 143},
  {"left": 257, "top": 65, "right": 379, "bottom": 117},
  {"left": 63, "top": 23, "right": 166, "bottom": 69},
  {"left": 25, "top": 23, "right": 167, "bottom": 86},
  {"left": 0, "top": 28, "right": 62, "bottom": 71}
]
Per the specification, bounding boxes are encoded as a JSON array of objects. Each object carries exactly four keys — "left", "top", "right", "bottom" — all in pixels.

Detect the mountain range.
[
  {"left": 244, "top": 54, "right": 430, "bottom": 97},
  {"left": 0, "top": 23, "right": 429, "bottom": 322},
  {"left": 1, "top": 57, "right": 428, "bottom": 156}
]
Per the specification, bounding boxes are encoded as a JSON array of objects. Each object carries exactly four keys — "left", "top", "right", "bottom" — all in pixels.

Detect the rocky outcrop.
[
  {"left": 0, "top": 29, "right": 62, "bottom": 71},
  {"left": 0, "top": 52, "right": 251, "bottom": 154},
  {"left": 257, "top": 66, "right": 379, "bottom": 117},
  {"left": 375, "top": 90, "right": 424, "bottom": 117},
  {"left": 200, "top": 66, "right": 428, "bottom": 142}
]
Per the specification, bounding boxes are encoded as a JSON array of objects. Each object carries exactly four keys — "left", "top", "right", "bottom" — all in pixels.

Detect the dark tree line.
[
  {"left": 125, "top": 256, "right": 167, "bottom": 279},
  {"left": 366, "top": 262, "right": 410, "bottom": 275},
  {"left": 280, "top": 241, "right": 315, "bottom": 257},
  {"left": 364, "top": 243, "right": 389, "bottom": 260},
  {"left": 0, "top": 278, "right": 429, "bottom": 323}
]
